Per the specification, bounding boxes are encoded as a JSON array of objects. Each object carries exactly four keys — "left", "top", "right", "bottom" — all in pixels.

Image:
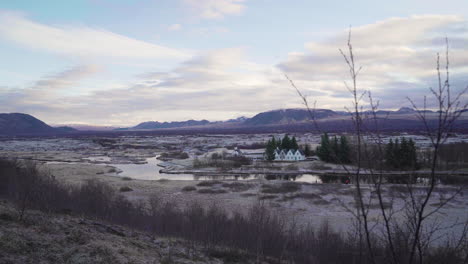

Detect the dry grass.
[
  {"left": 258, "top": 195, "right": 278, "bottom": 200},
  {"left": 181, "top": 186, "right": 196, "bottom": 192},
  {"left": 196, "top": 180, "right": 222, "bottom": 187},
  {"left": 119, "top": 186, "right": 133, "bottom": 192},
  {"left": 221, "top": 182, "right": 252, "bottom": 192},
  {"left": 197, "top": 188, "right": 228, "bottom": 194},
  {"left": 261, "top": 182, "right": 301, "bottom": 194}
]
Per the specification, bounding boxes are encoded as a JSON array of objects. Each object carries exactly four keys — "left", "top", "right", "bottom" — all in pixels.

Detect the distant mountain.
[
  {"left": 244, "top": 109, "right": 339, "bottom": 126},
  {"left": 54, "top": 124, "right": 118, "bottom": 131},
  {"left": 118, "top": 107, "right": 458, "bottom": 132},
  {"left": 0, "top": 113, "right": 76, "bottom": 135},
  {"left": 6, "top": 107, "right": 463, "bottom": 136},
  {"left": 122, "top": 119, "right": 211, "bottom": 130}
]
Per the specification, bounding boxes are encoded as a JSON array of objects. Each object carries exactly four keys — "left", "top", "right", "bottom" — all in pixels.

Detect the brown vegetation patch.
[
  {"left": 196, "top": 180, "right": 223, "bottom": 187},
  {"left": 119, "top": 186, "right": 133, "bottom": 192},
  {"left": 221, "top": 182, "right": 252, "bottom": 192},
  {"left": 261, "top": 182, "right": 301, "bottom": 194},
  {"left": 197, "top": 188, "right": 228, "bottom": 194},
  {"left": 181, "top": 186, "right": 196, "bottom": 192},
  {"left": 258, "top": 195, "right": 278, "bottom": 200}
]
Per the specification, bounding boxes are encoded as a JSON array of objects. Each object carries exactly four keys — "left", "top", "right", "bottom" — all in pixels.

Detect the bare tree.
[{"left": 287, "top": 30, "right": 468, "bottom": 264}]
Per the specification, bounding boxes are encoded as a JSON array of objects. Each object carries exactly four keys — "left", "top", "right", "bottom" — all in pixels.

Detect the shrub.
[
  {"left": 221, "top": 182, "right": 252, "bottom": 192},
  {"left": 261, "top": 182, "right": 301, "bottom": 194},
  {"left": 197, "top": 188, "right": 227, "bottom": 194},
  {"left": 119, "top": 186, "right": 133, "bottom": 192},
  {"left": 196, "top": 181, "right": 222, "bottom": 187},
  {"left": 182, "top": 186, "right": 196, "bottom": 192}
]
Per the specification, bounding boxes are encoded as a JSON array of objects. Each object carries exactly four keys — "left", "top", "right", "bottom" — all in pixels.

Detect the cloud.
[
  {"left": 0, "top": 48, "right": 297, "bottom": 125},
  {"left": 32, "top": 65, "right": 102, "bottom": 91},
  {"left": 278, "top": 15, "right": 468, "bottom": 110},
  {"left": 2, "top": 14, "right": 467, "bottom": 125},
  {"left": 182, "top": 0, "right": 246, "bottom": 19},
  {"left": 0, "top": 11, "right": 189, "bottom": 59},
  {"left": 191, "top": 26, "right": 230, "bottom": 35},
  {"left": 168, "top": 23, "right": 182, "bottom": 31}
]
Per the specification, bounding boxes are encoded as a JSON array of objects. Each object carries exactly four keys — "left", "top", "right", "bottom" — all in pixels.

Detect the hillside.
[
  {"left": 3, "top": 108, "right": 468, "bottom": 136},
  {"left": 0, "top": 113, "right": 73, "bottom": 135},
  {"left": 0, "top": 201, "right": 246, "bottom": 264},
  {"left": 243, "top": 109, "right": 339, "bottom": 126},
  {"left": 130, "top": 119, "right": 210, "bottom": 130},
  {"left": 0, "top": 113, "right": 76, "bottom": 135}
]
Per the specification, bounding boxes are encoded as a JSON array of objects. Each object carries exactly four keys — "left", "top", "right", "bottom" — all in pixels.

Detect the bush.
[
  {"left": 221, "top": 182, "right": 252, "bottom": 192},
  {"left": 119, "top": 186, "right": 133, "bottom": 192},
  {"left": 197, "top": 181, "right": 222, "bottom": 187},
  {"left": 197, "top": 188, "right": 227, "bottom": 194},
  {"left": 1, "top": 159, "right": 465, "bottom": 264},
  {"left": 182, "top": 186, "right": 196, "bottom": 192},
  {"left": 261, "top": 182, "right": 301, "bottom": 194}
]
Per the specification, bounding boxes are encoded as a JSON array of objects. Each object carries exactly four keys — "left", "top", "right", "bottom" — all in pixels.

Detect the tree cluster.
[
  {"left": 316, "top": 133, "right": 351, "bottom": 163},
  {"left": 264, "top": 135, "right": 300, "bottom": 161},
  {"left": 385, "top": 137, "right": 419, "bottom": 170}
]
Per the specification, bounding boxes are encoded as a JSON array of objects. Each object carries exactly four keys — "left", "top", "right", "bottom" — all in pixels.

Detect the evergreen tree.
[
  {"left": 393, "top": 138, "right": 400, "bottom": 168},
  {"left": 291, "top": 136, "right": 299, "bottom": 150},
  {"left": 282, "top": 135, "right": 291, "bottom": 150},
  {"left": 264, "top": 138, "right": 276, "bottom": 161},
  {"left": 276, "top": 137, "right": 282, "bottom": 149},
  {"left": 331, "top": 136, "right": 339, "bottom": 162},
  {"left": 384, "top": 137, "right": 419, "bottom": 170},
  {"left": 316, "top": 133, "right": 331, "bottom": 162},
  {"left": 304, "top": 144, "right": 311, "bottom": 157},
  {"left": 408, "top": 138, "right": 419, "bottom": 169},
  {"left": 385, "top": 138, "right": 395, "bottom": 168},
  {"left": 339, "top": 136, "right": 351, "bottom": 163}
]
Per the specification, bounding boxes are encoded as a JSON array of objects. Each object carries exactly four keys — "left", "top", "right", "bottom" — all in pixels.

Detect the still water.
[{"left": 111, "top": 157, "right": 323, "bottom": 183}]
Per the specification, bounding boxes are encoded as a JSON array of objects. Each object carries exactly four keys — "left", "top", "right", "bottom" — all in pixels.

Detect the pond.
[{"left": 109, "top": 156, "right": 324, "bottom": 183}]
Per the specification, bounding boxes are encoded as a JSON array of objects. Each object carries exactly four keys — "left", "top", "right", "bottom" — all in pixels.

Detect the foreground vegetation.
[{"left": 1, "top": 159, "right": 466, "bottom": 264}]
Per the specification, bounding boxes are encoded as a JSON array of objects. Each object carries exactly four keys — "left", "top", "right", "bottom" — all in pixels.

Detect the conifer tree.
[
  {"left": 282, "top": 135, "right": 291, "bottom": 150},
  {"left": 339, "top": 136, "right": 351, "bottom": 163},
  {"left": 316, "top": 133, "right": 331, "bottom": 162},
  {"left": 264, "top": 138, "right": 276, "bottom": 161},
  {"left": 408, "top": 138, "right": 419, "bottom": 169},
  {"left": 291, "top": 136, "right": 299, "bottom": 150},
  {"left": 385, "top": 138, "right": 395, "bottom": 168},
  {"left": 331, "top": 136, "right": 339, "bottom": 162},
  {"left": 304, "top": 144, "right": 311, "bottom": 157}
]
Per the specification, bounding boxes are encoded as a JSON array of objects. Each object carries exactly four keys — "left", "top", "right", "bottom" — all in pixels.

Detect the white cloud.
[
  {"left": 32, "top": 64, "right": 102, "bottom": 91},
  {"left": 182, "top": 0, "right": 246, "bottom": 19},
  {"left": 1, "top": 14, "right": 467, "bottom": 125},
  {"left": 0, "top": 11, "right": 189, "bottom": 59},
  {"left": 168, "top": 23, "right": 183, "bottom": 31},
  {"left": 279, "top": 15, "right": 468, "bottom": 109}
]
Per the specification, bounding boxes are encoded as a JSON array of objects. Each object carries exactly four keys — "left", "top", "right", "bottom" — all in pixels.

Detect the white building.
[
  {"left": 273, "top": 149, "right": 305, "bottom": 161},
  {"left": 231, "top": 147, "right": 243, "bottom": 156}
]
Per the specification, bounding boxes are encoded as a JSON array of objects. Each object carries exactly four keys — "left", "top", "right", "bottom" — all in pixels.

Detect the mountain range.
[
  {"left": 1, "top": 108, "right": 467, "bottom": 135},
  {"left": 0, "top": 113, "right": 76, "bottom": 135}
]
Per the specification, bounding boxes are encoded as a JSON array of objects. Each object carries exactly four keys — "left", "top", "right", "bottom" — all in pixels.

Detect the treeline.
[
  {"left": 316, "top": 133, "right": 351, "bottom": 163},
  {"left": 385, "top": 138, "right": 419, "bottom": 170},
  {"left": 420, "top": 142, "right": 468, "bottom": 170},
  {"left": 0, "top": 159, "right": 466, "bottom": 263},
  {"left": 315, "top": 134, "right": 422, "bottom": 170}
]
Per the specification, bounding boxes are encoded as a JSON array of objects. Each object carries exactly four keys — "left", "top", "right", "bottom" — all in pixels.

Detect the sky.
[{"left": 0, "top": 0, "right": 467, "bottom": 126}]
